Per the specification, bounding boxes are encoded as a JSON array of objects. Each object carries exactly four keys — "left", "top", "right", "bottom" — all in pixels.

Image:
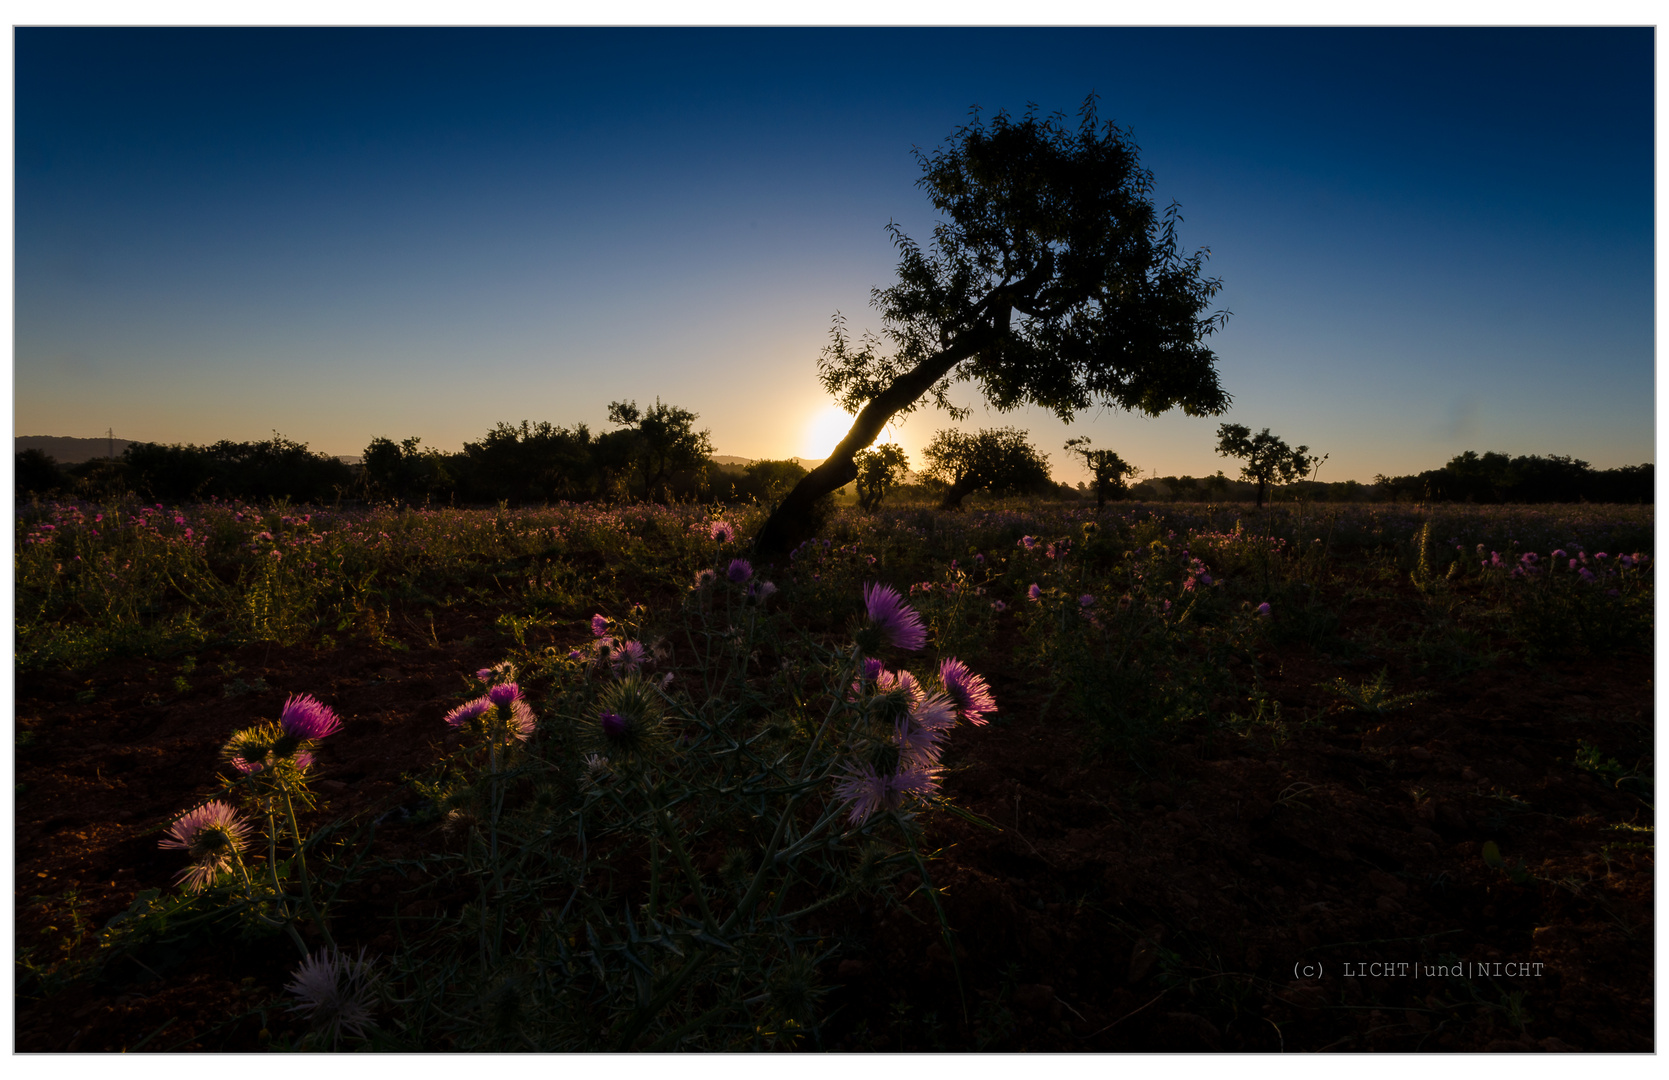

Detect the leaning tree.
[{"left": 753, "top": 95, "right": 1231, "bottom": 558}]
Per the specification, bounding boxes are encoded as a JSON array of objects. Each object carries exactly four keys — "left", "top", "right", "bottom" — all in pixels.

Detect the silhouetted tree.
[
  {"left": 753, "top": 96, "right": 1230, "bottom": 557},
  {"left": 1063, "top": 436, "right": 1138, "bottom": 508},
  {"left": 854, "top": 443, "right": 911, "bottom": 511},
  {"left": 461, "top": 421, "right": 599, "bottom": 504},
  {"left": 362, "top": 436, "right": 458, "bottom": 504},
  {"left": 1214, "top": 424, "right": 1314, "bottom": 508},
  {"left": 605, "top": 399, "right": 714, "bottom": 502},
  {"left": 15, "top": 449, "right": 66, "bottom": 496},
  {"left": 921, "top": 427, "right": 1053, "bottom": 510}
]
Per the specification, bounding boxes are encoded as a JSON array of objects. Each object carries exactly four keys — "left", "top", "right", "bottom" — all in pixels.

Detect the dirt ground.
[{"left": 14, "top": 589, "right": 1654, "bottom": 1052}]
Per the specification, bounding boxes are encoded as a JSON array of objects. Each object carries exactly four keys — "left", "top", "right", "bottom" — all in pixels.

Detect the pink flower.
[
  {"left": 939, "top": 658, "right": 996, "bottom": 726},
  {"left": 863, "top": 583, "right": 926, "bottom": 651}
]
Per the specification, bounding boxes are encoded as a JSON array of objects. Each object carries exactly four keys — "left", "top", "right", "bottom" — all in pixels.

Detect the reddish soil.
[{"left": 14, "top": 592, "right": 1654, "bottom": 1051}]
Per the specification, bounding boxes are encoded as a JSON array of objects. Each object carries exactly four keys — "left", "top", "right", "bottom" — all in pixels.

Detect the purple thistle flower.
[
  {"left": 476, "top": 667, "right": 494, "bottom": 680},
  {"left": 280, "top": 694, "right": 341, "bottom": 741},
  {"left": 1578, "top": 567, "right": 1596, "bottom": 582},
  {"left": 909, "top": 690, "right": 958, "bottom": 733},
  {"left": 1026, "top": 583, "right": 1042, "bottom": 602},
  {"left": 863, "top": 582, "right": 926, "bottom": 651},
  {"left": 444, "top": 697, "right": 492, "bottom": 729},
  {"left": 611, "top": 640, "right": 648, "bottom": 669},
  {"left": 709, "top": 520, "right": 736, "bottom": 543},
  {"left": 1018, "top": 535, "right": 1037, "bottom": 550},
  {"left": 159, "top": 800, "right": 252, "bottom": 893},
  {"left": 591, "top": 614, "right": 609, "bottom": 637},
  {"left": 1551, "top": 549, "right": 1567, "bottom": 559},
  {"left": 991, "top": 600, "right": 1007, "bottom": 612},
  {"left": 939, "top": 658, "right": 996, "bottom": 726},
  {"left": 727, "top": 558, "right": 754, "bottom": 583},
  {"left": 1255, "top": 602, "right": 1272, "bottom": 617},
  {"left": 488, "top": 682, "right": 520, "bottom": 707},
  {"left": 1079, "top": 593, "right": 1095, "bottom": 608},
  {"left": 693, "top": 568, "right": 716, "bottom": 588},
  {"left": 600, "top": 711, "right": 627, "bottom": 739},
  {"left": 834, "top": 764, "right": 939, "bottom": 825},
  {"left": 895, "top": 715, "right": 947, "bottom": 768},
  {"left": 286, "top": 947, "right": 379, "bottom": 1046}
]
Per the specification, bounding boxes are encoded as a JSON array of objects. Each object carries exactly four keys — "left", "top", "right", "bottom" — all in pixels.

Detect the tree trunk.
[
  {"left": 753, "top": 328, "right": 993, "bottom": 560},
  {"left": 939, "top": 474, "right": 977, "bottom": 511},
  {"left": 1255, "top": 478, "right": 1266, "bottom": 509}
]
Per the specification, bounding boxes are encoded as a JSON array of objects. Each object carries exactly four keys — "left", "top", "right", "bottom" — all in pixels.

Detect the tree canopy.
[
  {"left": 853, "top": 443, "right": 911, "bottom": 511},
  {"left": 1063, "top": 436, "right": 1139, "bottom": 507},
  {"left": 755, "top": 95, "right": 1230, "bottom": 556},
  {"left": 921, "top": 427, "right": 1054, "bottom": 510},
  {"left": 1214, "top": 424, "right": 1314, "bottom": 508}
]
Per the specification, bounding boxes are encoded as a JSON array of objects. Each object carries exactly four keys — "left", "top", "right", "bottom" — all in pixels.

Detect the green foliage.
[{"left": 1326, "top": 669, "right": 1426, "bottom": 716}]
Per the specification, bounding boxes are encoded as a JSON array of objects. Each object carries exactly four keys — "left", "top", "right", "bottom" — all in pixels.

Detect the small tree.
[
  {"left": 853, "top": 443, "right": 910, "bottom": 511},
  {"left": 921, "top": 427, "right": 1053, "bottom": 510},
  {"left": 1214, "top": 424, "right": 1314, "bottom": 508},
  {"left": 605, "top": 399, "right": 715, "bottom": 502},
  {"left": 752, "top": 96, "right": 1230, "bottom": 557},
  {"left": 1062, "top": 436, "right": 1138, "bottom": 508}
]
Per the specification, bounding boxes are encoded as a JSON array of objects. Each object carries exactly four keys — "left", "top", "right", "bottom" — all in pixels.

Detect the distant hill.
[{"left": 15, "top": 435, "right": 133, "bottom": 464}]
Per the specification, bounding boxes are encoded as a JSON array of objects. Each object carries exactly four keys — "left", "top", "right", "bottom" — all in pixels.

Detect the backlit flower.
[
  {"left": 591, "top": 614, "right": 609, "bottom": 637},
  {"left": 727, "top": 558, "right": 754, "bottom": 583},
  {"left": 709, "top": 520, "right": 736, "bottom": 543},
  {"left": 159, "top": 800, "right": 252, "bottom": 893},
  {"left": 280, "top": 694, "right": 341, "bottom": 741},
  {"left": 863, "top": 582, "right": 926, "bottom": 651},
  {"left": 444, "top": 697, "right": 492, "bottom": 729},
  {"left": 286, "top": 947, "right": 378, "bottom": 1046},
  {"left": 1255, "top": 602, "right": 1271, "bottom": 617},
  {"left": 938, "top": 658, "right": 995, "bottom": 726},
  {"left": 1026, "top": 584, "right": 1042, "bottom": 602},
  {"left": 834, "top": 764, "right": 939, "bottom": 825}
]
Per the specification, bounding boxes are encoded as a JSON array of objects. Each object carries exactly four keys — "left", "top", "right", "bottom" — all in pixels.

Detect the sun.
[{"left": 801, "top": 404, "right": 900, "bottom": 460}]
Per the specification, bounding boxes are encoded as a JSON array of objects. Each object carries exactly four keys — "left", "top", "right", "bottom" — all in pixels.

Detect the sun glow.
[{"left": 801, "top": 404, "right": 901, "bottom": 460}]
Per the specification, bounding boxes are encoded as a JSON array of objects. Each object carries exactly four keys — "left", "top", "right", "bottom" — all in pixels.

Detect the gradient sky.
[{"left": 12, "top": 26, "right": 1655, "bottom": 484}]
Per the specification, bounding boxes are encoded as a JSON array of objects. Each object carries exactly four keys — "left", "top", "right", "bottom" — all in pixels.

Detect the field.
[{"left": 13, "top": 495, "right": 1655, "bottom": 1051}]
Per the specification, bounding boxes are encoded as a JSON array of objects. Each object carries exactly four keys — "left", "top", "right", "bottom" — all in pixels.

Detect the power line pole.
[{"left": 107, "top": 427, "right": 115, "bottom": 460}]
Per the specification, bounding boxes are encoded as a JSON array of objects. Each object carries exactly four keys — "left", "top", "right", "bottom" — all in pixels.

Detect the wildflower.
[
  {"left": 749, "top": 580, "right": 778, "bottom": 602},
  {"left": 567, "top": 648, "right": 583, "bottom": 661},
  {"left": 1578, "top": 567, "right": 1596, "bottom": 583},
  {"left": 861, "top": 582, "right": 926, "bottom": 651},
  {"left": 1255, "top": 602, "right": 1271, "bottom": 617},
  {"left": 611, "top": 640, "right": 648, "bottom": 669},
  {"left": 1079, "top": 593, "right": 1095, "bottom": 608},
  {"left": 159, "top": 800, "right": 252, "bottom": 893},
  {"left": 280, "top": 694, "right": 341, "bottom": 741},
  {"left": 1018, "top": 535, "right": 1037, "bottom": 550},
  {"left": 709, "top": 520, "right": 736, "bottom": 543},
  {"left": 938, "top": 658, "right": 995, "bottom": 725},
  {"left": 1027, "top": 584, "right": 1042, "bottom": 602},
  {"left": 834, "top": 763, "right": 939, "bottom": 825},
  {"left": 591, "top": 614, "right": 609, "bottom": 637},
  {"left": 286, "top": 947, "right": 379, "bottom": 1046},
  {"left": 591, "top": 674, "right": 664, "bottom": 758},
  {"left": 1551, "top": 549, "right": 1567, "bottom": 560},
  {"left": 444, "top": 698, "right": 492, "bottom": 729},
  {"left": 727, "top": 558, "right": 754, "bottom": 583},
  {"left": 693, "top": 568, "right": 716, "bottom": 588}
]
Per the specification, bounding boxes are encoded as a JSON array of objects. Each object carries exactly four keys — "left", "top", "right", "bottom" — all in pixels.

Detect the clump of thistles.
[
  {"left": 221, "top": 693, "right": 340, "bottom": 777},
  {"left": 445, "top": 682, "right": 535, "bottom": 742},
  {"left": 159, "top": 800, "right": 252, "bottom": 892},
  {"left": 286, "top": 947, "right": 379, "bottom": 1047}
]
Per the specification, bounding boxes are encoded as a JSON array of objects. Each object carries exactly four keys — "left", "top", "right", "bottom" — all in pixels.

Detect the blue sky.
[{"left": 12, "top": 26, "right": 1655, "bottom": 483}]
